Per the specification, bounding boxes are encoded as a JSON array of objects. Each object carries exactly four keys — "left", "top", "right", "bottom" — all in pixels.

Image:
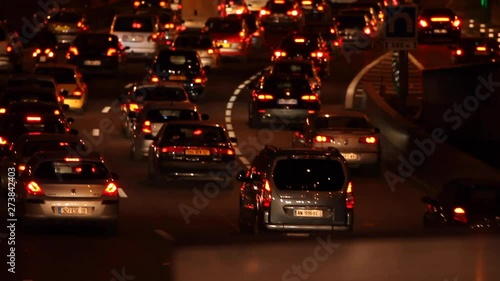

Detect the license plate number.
[
  {"left": 39, "top": 56, "right": 46, "bottom": 62},
  {"left": 295, "top": 209, "right": 323, "bottom": 217},
  {"left": 169, "top": 75, "right": 186, "bottom": 81},
  {"left": 277, "top": 99, "right": 297, "bottom": 105},
  {"left": 341, "top": 153, "right": 358, "bottom": 160},
  {"left": 434, "top": 29, "right": 447, "bottom": 33},
  {"left": 84, "top": 60, "right": 101, "bottom": 66},
  {"left": 59, "top": 207, "right": 89, "bottom": 215},
  {"left": 185, "top": 149, "right": 210, "bottom": 155}
]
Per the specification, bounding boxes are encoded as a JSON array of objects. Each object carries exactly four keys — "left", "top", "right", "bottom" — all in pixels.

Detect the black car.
[
  {"left": 66, "top": 33, "right": 128, "bottom": 73},
  {"left": 247, "top": 74, "right": 320, "bottom": 128},
  {"left": 299, "top": 0, "right": 332, "bottom": 23},
  {"left": 272, "top": 33, "right": 331, "bottom": 77},
  {"left": 422, "top": 179, "right": 500, "bottom": 229},
  {"left": 146, "top": 121, "right": 237, "bottom": 181},
  {"left": 147, "top": 48, "right": 208, "bottom": 102},
  {"left": 449, "top": 38, "right": 499, "bottom": 64},
  {"left": 260, "top": 0, "right": 304, "bottom": 30},
  {"left": 418, "top": 8, "right": 461, "bottom": 42},
  {"left": 301, "top": 23, "right": 342, "bottom": 54},
  {"left": 335, "top": 14, "right": 375, "bottom": 49},
  {"left": 0, "top": 88, "right": 68, "bottom": 110},
  {"left": 29, "top": 28, "right": 58, "bottom": 63},
  {"left": 237, "top": 145, "right": 353, "bottom": 233}
]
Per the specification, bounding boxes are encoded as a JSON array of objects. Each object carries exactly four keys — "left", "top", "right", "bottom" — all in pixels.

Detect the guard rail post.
[{"left": 392, "top": 51, "right": 400, "bottom": 96}]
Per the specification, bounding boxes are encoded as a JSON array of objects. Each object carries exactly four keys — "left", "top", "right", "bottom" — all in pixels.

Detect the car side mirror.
[
  {"left": 61, "top": 89, "right": 69, "bottom": 97},
  {"left": 374, "top": 127, "right": 380, "bottom": 133},
  {"left": 421, "top": 196, "right": 436, "bottom": 204},
  {"left": 111, "top": 172, "right": 120, "bottom": 180},
  {"left": 144, "top": 134, "right": 155, "bottom": 140},
  {"left": 70, "top": 129, "right": 79, "bottom": 135},
  {"left": 128, "top": 112, "right": 138, "bottom": 119},
  {"left": 237, "top": 170, "right": 248, "bottom": 182},
  {"left": 62, "top": 104, "right": 70, "bottom": 110},
  {"left": 201, "top": 114, "right": 209, "bottom": 120},
  {"left": 67, "top": 117, "right": 74, "bottom": 124},
  {"left": 230, "top": 137, "right": 237, "bottom": 144}
]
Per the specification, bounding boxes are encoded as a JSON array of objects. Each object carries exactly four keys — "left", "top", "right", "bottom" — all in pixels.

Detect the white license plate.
[
  {"left": 433, "top": 29, "right": 447, "bottom": 33},
  {"left": 295, "top": 209, "right": 323, "bottom": 217},
  {"left": 39, "top": 56, "right": 46, "bottom": 62},
  {"left": 59, "top": 207, "right": 89, "bottom": 215},
  {"left": 341, "top": 153, "right": 358, "bottom": 160},
  {"left": 84, "top": 60, "right": 101, "bottom": 66},
  {"left": 123, "top": 36, "right": 144, "bottom": 42},
  {"left": 277, "top": 99, "right": 298, "bottom": 105}
]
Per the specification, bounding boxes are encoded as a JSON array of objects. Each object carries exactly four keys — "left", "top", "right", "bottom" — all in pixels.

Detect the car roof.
[
  {"left": 263, "top": 146, "right": 344, "bottom": 158},
  {"left": 162, "top": 120, "right": 223, "bottom": 127},
  {"left": 16, "top": 133, "right": 82, "bottom": 143},
  {"left": 142, "top": 101, "right": 197, "bottom": 110},
  {"left": 28, "top": 151, "right": 102, "bottom": 164},
  {"left": 9, "top": 74, "right": 56, "bottom": 82},
  {"left": 34, "top": 63, "right": 78, "bottom": 71}
]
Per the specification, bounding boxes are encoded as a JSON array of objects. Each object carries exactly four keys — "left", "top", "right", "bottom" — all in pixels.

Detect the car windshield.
[
  {"left": 22, "top": 140, "right": 82, "bottom": 158},
  {"left": 34, "top": 161, "right": 110, "bottom": 181},
  {"left": 49, "top": 12, "right": 80, "bottom": 23},
  {"left": 336, "top": 16, "right": 366, "bottom": 29},
  {"left": 273, "top": 62, "right": 314, "bottom": 77},
  {"left": 206, "top": 20, "right": 241, "bottom": 33},
  {"left": 280, "top": 37, "right": 317, "bottom": 52},
  {"left": 262, "top": 78, "right": 311, "bottom": 93},
  {"left": 7, "top": 79, "right": 55, "bottom": 90},
  {"left": 421, "top": 8, "right": 454, "bottom": 17},
  {"left": 34, "top": 68, "right": 76, "bottom": 84},
  {"left": 273, "top": 159, "right": 346, "bottom": 191},
  {"left": 0, "top": 92, "right": 58, "bottom": 105},
  {"left": 174, "top": 36, "right": 213, "bottom": 49},
  {"left": 134, "top": 87, "right": 187, "bottom": 102},
  {"left": 155, "top": 52, "right": 200, "bottom": 70},
  {"left": 315, "top": 116, "right": 371, "bottom": 130},
  {"left": 267, "top": 2, "right": 294, "bottom": 13},
  {"left": 456, "top": 185, "right": 500, "bottom": 211},
  {"left": 160, "top": 125, "right": 227, "bottom": 145},
  {"left": 114, "top": 16, "right": 154, "bottom": 32},
  {"left": 146, "top": 109, "right": 199, "bottom": 122},
  {"left": 74, "top": 35, "right": 118, "bottom": 47}
]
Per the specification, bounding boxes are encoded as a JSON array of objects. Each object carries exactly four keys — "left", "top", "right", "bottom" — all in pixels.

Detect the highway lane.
[{"left": 411, "top": 43, "right": 454, "bottom": 68}]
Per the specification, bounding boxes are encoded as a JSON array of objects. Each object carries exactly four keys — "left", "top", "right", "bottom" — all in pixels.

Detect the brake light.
[
  {"left": 133, "top": 1, "right": 140, "bottom": 7},
  {"left": 33, "top": 48, "right": 41, "bottom": 57},
  {"left": 77, "top": 21, "right": 83, "bottom": 27},
  {"left": 57, "top": 95, "right": 64, "bottom": 103},
  {"left": 0, "top": 108, "right": 5, "bottom": 114},
  {"left": 0, "top": 137, "right": 7, "bottom": 145},
  {"left": 363, "top": 27, "right": 371, "bottom": 34},
  {"left": 287, "top": 10, "right": 299, "bottom": 16},
  {"left": 317, "top": 5, "right": 324, "bottom": 11},
  {"left": 178, "top": 4, "right": 182, "bottom": 9},
  {"left": 301, "top": 95, "right": 317, "bottom": 101},
  {"left": 26, "top": 116, "right": 41, "bottom": 122},
  {"left": 150, "top": 33, "right": 159, "bottom": 41},
  {"left": 330, "top": 28, "right": 336, "bottom": 34},
  {"left": 6, "top": 45, "right": 12, "bottom": 53},
  {"left": 64, "top": 158, "right": 80, "bottom": 162},
  {"left": 18, "top": 164, "right": 26, "bottom": 172},
  {"left": 72, "top": 88, "right": 83, "bottom": 96},
  {"left": 54, "top": 110, "right": 60, "bottom": 115},
  {"left": 257, "top": 94, "right": 273, "bottom": 100},
  {"left": 194, "top": 77, "right": 203, "bottom": 84},
  {"left": 164, "top": 23, "right": 175, "bottom": 29},
  {"left": 207, "top": 48, "right": 214, "bottom": 54},
  {"left": 262, "top": 180, "right": 271, "bottom": 208},
  {"left": 311, "top": 51, "right": 323, "bottom": 58},
  {"left": 333, "top": 40, "right": 340, "bottom": 46},
  {"left": 359, "top": 136, "right": 377, "bottom": 144},
  {"left": 314, "top": 135, "right": 333, "bottom": 142},
  {"left": 107, "top": 48, "right": 117, "bottom": 56},
  {"left": 346, "top": 181, "right": 354, "bottom": 209},
  {"left": 129, "top": 103, "right": 139, "bottom": 112},
  {"left": 235, "top": 8, "right": 245, "bottom": 14},
  {"left": 45, "top": 48, "right": 54, "bottom": 58},
  {"left": 142, "top": 120, "right": 152, "bottom": 134},
  {"left": 453, "top": 19, "right": 461, "bottom": 27},
  {"left": 69, "top": 46, "right": 78, "bottom": 55},
  {"left": 132, "top": 22, "right": 142, "bottom": 29},
  {"left": 274, "top": 50, "right": 286, "bottom": 57},
  {"left": 302, "top": 0, "right": 312, "bottom": 4},
  {"left": 294, "top": 38, "right": 305, "bottom": 43},
  {"left": 151, "top": 76, "right": 159, "bottom": 82},
  {"left": 103, "top": 183, "right": 118, "bottom": 196},
  {"left": 431, "top": 17, "right": 449, "bottom": 22},
  {"left": 212, "top": 147, "right": 235, "bottom": 155},
  {"left": 455, "top": 49, "right": 463, "bottom": 55},
  {"left": 239, "top": 31, "right": 245, "bottom": 37},
  {"left": 453, "top": 207, "right": 467, "bottom": 223},
  {"left": 259, "top": 9, "right": 270, "bottom": 16},
  {"left": 159, "top": 1, "right": 167, "bottom": 7},
  {"left": 476, "top": 46, "right": 486, "bottom": 51},
  {"left": 160, "top": 146, "right": 185, "bottom": 153},
  {"left": 274, "top": 0, "right": 285, "bottom": 3},
  {"left": 27, "top": 181, "right": 43, "bottom": 196},
  {"left": 419, "top": 19, "right": 428, "bottom": 27}
]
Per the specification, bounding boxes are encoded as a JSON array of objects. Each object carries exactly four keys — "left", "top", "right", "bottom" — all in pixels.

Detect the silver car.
[
  {"left": 18, "top": 151, "right": 120, "bottom": 234},
  {"left": 129, "top": 101, "right": 209, "bottom": 161},
  {"left": 45, "top": 9, "right": 87, "bottom": 45},
  {"left": 172, "top": 34, "right": 221, "bottom": 70},
  {"left": 292, "top": 112, "right": 382, "bottom": 175}
]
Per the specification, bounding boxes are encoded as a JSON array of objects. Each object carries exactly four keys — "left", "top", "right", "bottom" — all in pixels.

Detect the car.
[
  {"left": 299, "top": 0, "right": 332, "bottom": 23},
  {"left": 272, "top": 33, "right": 331, "bottom": 77},
  {"left": 237, "top": 145, "right": 354, "bottom": 233},
  {"left": 0, "top": 21, "right": 22, "bottom": 72},
  {"left": 146, "top": 121, "right": 237, "bottom": 181},
  {"left": 247, "top": 74, "right": 320, "bottom": 128},
  {"left": 6, "top": 75, "right": 67, "bottom": 105},
  {"left": 120, "top": 82, "right": 191, "bottom": 137},
  {"left": 133, "top": 0, "right": 173, "bottom": 11},
  {"left": 0, "top": 133, "right": 88, "bottom": 191},
  {"left": 418, "top": 8, "right": 461, "bottom": 43},
  {"left": 129, "top": 101, "right": 209, "bottom": 160},
  {"left": 449, "top": 38, "right": 499, "bottom": 64},
  {"left": 204, "top": 16, "right": 252, "bottom": 62},
  {"left": 136, "top": 10, "right": 183, "bottom": 46},
  {"left": 421, "top": 179, "right": 500, "bottom": 229},
  {"left": 0, "top": 87, "right": 68, "bottom": 110},
  {"left": 17, "top": 151, "right": 120, "bottom": 234},
  {"left": 218, "top": 0, "right": 251, "bottom": 16},
  {"left": 335, "top": 14, "right": 375, "bottom": 49},
  {"left": 66, "top": 33, "right": 128, "bottom": 74},
  {"left": 259, "top": 0, "right": 304, "bottom": 31},
  {"left": 146, "top": 48, "right": 208, "bottom": 101},
  {"left": 246, "top": 0, "right": 269, "bottom": 14},
  {"left": 291, "top": 112, "right": 382, "bottom": 175},
  {"left": 172, "top": 34, "right": 222, "bottom": 70},
  {"left": 29, "top": 28, "right": 58, "bottom": 64},
  {"left": 44, "top": 8, "right": 88, "bottom": 46},
  {"left": 175, "top": 19, "right": 206, "bottom": 35},
  {"left": 110, "top": 13, "right": 164, "bottom": 59},
  {"left": 226, "top": 13, "right": 264, "bottom": 49},
  {"left": 338, "top": 9, "right": 379, "bottom": 35},
  {"left": 349, "top": 1, "right": 385, "bottom": 22},
  {"left": 301, "top": 22, "right": 342, "bottom": 55},
  {"left": 266, "top": 59, "right": 321, "bottom": 93},
  {"left": 34, "top": 63, "right": 88, "bottom": 112}
]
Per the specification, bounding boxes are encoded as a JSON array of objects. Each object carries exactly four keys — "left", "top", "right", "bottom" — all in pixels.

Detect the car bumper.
[
  {"left": 219, "top": 48, "right": 246, "bottom": 57},
  {"left": 55, "top": 34, "right": 78, "bottom": 45},
  {"left": 64, "top": 96, "right": 85, "bottom": 110},
  {"left": 158, "top": 160, "right": 235, "bottom": 176},
  {"left": 262, "top": 17, "right": 299, "bottom": 27},
  {"left": 68, "top": 57, "right": 119, "bottom": 71},
  {"left": 418, "top": 28, "right": 460, "bottom": 39},
  {"left": 312, "top": 146, "right": 380, "bottom": 166},
  {"left": 256, "top": 109, "right": 316, "bottom": 124},
  {"left": 125, "top": 48, "right": 157, "bottom": 58},
  {"left": 265, "top": 224, "right": 351, "bottom": 231},
  {"left": 23, "top": 199, "right": 119, "bottom": 222}
]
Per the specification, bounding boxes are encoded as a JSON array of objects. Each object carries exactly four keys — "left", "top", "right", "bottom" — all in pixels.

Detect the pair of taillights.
[
  {"left": 67, "top": 47, "right": 118, "bottom": 56},
  {"left": 32, "top": 48, "right": 54, "bottom": 58},
  {"left": 0, "top": 109, "right": 60, "bottom": 115},
  {"left": 256, "top": 94, "right": 318, "bottom": 101},
  {"left": 158, "top": 146, "right": 235, "bottom": 155},
  {"left": 26, "top": 181, "right": 118, "bottom": 196},
  {"left": 419, "top": 17, "right": 461, "bottom": 28},
  {"left": 274, "top": 51, "right": 325, "bottom": 58},
  {"left": 150, "top": 76, "right": 204, "bottom": 83},
  {"left": 454, "top": 46, "right": 488, "bottom": 56},
  {"left": 313, "top": 135, "right": 377, "bottom": 144}
]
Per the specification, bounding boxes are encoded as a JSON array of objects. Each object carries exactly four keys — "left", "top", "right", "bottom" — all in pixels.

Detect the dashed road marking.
[
  {"left": 101, "top": 106, "right": 111, "bottom": 113},
  {"left": 92, "top": 129, "right": 99, "bottom": 137},
  {"left": 155, "top": 229, "right": 175, "bottom": 241},
  {"left": 118, "top": 188, "right": 128, "bottom": 198}
]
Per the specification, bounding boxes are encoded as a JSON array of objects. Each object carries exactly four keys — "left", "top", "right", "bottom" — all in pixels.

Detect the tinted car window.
[
  {"left": 114, "top": 16, "right": 154, "bottom": 32},
  {"left": 22, "top": 141, "right": 82, "bottom": 158},
  {"left": 7, "top": 80, "right": 55, "bottom": 90},
  {"left": 156, "top": 51, "right": 200, "bottom": 70},
  {"left": 34, "top": 68, "right": 76, "bottom": 84},
  {"left": 262, "top": 78, "right": 311, "bottom": 93},
  {"left": 49, "top": 12, "right": 80, "bottom": 23},
  {"left": 160, "top": 125, "right": 227, "bottom": 145},
  {"left": 34, "top": 161, "right": 110, "bottom": 181},
  {"left": 315, "top": 117, "right": 371, "bottom": 129},
  {"left": 421, "top": 8, "right": 454, "bottom": 17},
  {"left": 1, "top": 92, "right": 58, "bottom": 105},
  {"left": 174, "top": 36, "right": 213, "bottom": 48},
  {"left": 455, "top": 185, "right": 500, "bottom": 210},
  {"left": 267, "top": 2, "right": 294, "bottom": 13},
  {"left": 273, "top": 62, "right": 314, "bottom": 77},
  {"left": 134, "top": 87, "right": 187, "bottom": 101},
  {"left": 206, "top": 19, "right": 242, "bottom": 33},
  {"left": 336, "top": 15, "right": 366, "bottom": 29},
  {"left": 74, "top": 34, "right": 119, "bottom": 47},
  {"left": 273, "top": 159, "right": 346, "bottom": 191},
  {"left": 146, "top": 109, "right": 199, "bottom": 122}
]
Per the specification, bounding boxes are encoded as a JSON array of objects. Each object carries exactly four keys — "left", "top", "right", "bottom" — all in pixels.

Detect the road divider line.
[
  {"left": 225, "top": 110, "right": 232, "bottom": 116},
  {"left": 226, "top": 124, "right": 233, "bottom": 130},
  {"left": 225, "top": 117, "right": 231, "bottom": 123},
  {"left": 237, "top": 84, "right": 245, "bottom": 89},
  {"left": 229, "top": 95, "right": 237, "bottom": 102},
  {"left": 226, "top": 102, "right": 233, "bottom": 109},
  {"left": 92, "top": 129, "right": 100, "bottom": 137},
  {"left": 239, "top": 157, "right": 250, "bottom": 166},
  {"left": 408, "top": 53, "right": 425, "bottom": 71},
  {"left": 101, "top": 106, "right": 111, "bottom": 113},
  {"left": 235, "top": 147, "right": 243, "bottom": 155},
  {"left": 118, "top": 188, "right": 128, "bottom": 198},
  {"left": 154, "top": 229, "right": 175, "bottom": 241},
  {"left": 228, "top": 131, "right": 236, "bottom": 138},
  {"left": 233, "top": 89, "right": 241, "bottom": 96}
]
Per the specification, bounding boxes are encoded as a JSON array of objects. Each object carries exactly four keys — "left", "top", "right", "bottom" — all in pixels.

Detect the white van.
[{"left": 110, "top": 14, "right": 163, "bottom": 59}]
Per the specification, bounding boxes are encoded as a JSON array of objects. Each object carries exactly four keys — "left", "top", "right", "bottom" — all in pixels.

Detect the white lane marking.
[
  {"left": 229, "top": 95, "right": 237, "bottom": 102},
  {"left": 92, "top": 129, "right": 99, "bottom": 137},
  {"left": 101, "top": 106, "right": 111, "bottom": 113},
  {"left": 408, "top": 53, "right": 425, "bottom": 71},
  {"left": 155, "top": 229, "right": 175, "bottom": 241},
  {"left": 239, "top": 157, "right": 250, "bottom": 166},
  {"left": 235, "top": 147, "right": 243, "bottom": 155},
  {"left": 118, "top": 188, "right": 128, "bottom": 198},
  {"left": 345, "top": 51, "right": 391, "bottom": 109},
  {"left": 226, "top": 124, "right": 233, "bottom": 130},
  {"left": 225, "top": 110, "right": 232, "bottom": 116},
  {"left": 226, "top": 102, "right": 234, "bottom": 109},
  {"left": 237, "top": 84, "right": 246, "bottom": 89},
  {"left": 228, "top": 131, "right": 236, "bottom": 138},
  {"left": 225, "top": 117, "right": 231, "bottom": 123}
]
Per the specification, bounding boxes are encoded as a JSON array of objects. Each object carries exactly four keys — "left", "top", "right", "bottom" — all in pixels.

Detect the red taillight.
[
  {"left": 132, "top": 22, "right": 143, "bottom": 29},
  {"left": 301, "top": 95, "right": 317, "bottom": 101},
  {"left": 207, "top": 48, "right": 214, "bottom": 54},
  {"left": 142, "top": 120, "right": 152, "bottom": 134},
  {"left": 363, "top": 27, "right": 371, "bottom": 35},
  {"left": 129, "top": 103, "right": 139, "bottom": 112},
  {"left": 257, "top": 94, "right": 273, "bottom": 100},
  {"left": 0, "top": 137, "right": 7, "bottom": 145},
  {"left": 287, "top": 10, "right": 299, "bottom": 16},
  {"left": 107, "top": 48, "right": 117, "bottom": 56},
  {"left": 262, "top": 180, "right": 271, "bottom": 208},
  {"left": 18, "top": 164, "right": 26, "bottom": 172},
  {"left": 178, "top": 4, "right": 182, "bottom": 9},
  {"left": 69, "top": 46, "right": 79, "bottom": 56},
  {"left": 27, "top": 181, "right": 44, "bottom": 196},
  {"left": 314, "top": 135, "right": 333, "bottom": 143},
  {"left": 317, "top": 5, "right": 324, "bottom": 11},
  {"left": 346, "top": 181, "right": 354, "bottom": 209},
  {"left": 26, "top": 116, "right": 41, "bottom": 122},
  {"left": 77, "top": 21, "right": 83, "bottom": 27},
  {"left": 274, "top": 50, "right": 286, "bottom": 57},
  {"left": 194, "top": 77, "right": 203, "bottom": 84},
  {"left": 330, "top": 28, "right": 336, "bottom": 34},
  {"left": 476, "top": 46, "right": 487, "bottom": 52},
  {"left": 159, "top": 1, "right": 167, "bottom": 7},
  {"left": 103, "top": 183, "right": 118, "bottom": 196},
  {"left": 151, "top": 76, "right": 159, "bottom": 82},
  {"left": 164, "top": 23, "right": 175, "bottom": 29},
  {"left": 6, "top": 45, "right": 12, "bottom": 53},
  {"left": 133, "top": 1, "right": 140, "bottom": 7},
  {"left": 359, "top": 136, "right": 377, "bottom": 144},
  {"left": 419, "top": 19, "right": 428, "bottom": 27},
  {"left": 455, "top": 49, "right": 463, "bottom": 55},
  {"left": 302, "top": 0, "right": 312, "bottom": 4},
  {"left": 259, "top": 9, "right": 270, "bottom": 17},
  {"left": 160, "top": 146, "right": 185, "bottom": 154},
  {"left": 453, "top": 207, "right": 467, "bottom": 223},
  {"left": 333, "top": 40, "right": 340, "bottom": 46},
  {"left": 431, "top": 17, "right": 449, "bottom": 22},
  {"left": 150, "top": 33, "right": 159, "bottom": 41},
  {"left": 212, "top": 147, "right": 235, "bottom": 155},
  {"left": 311, "top": 51, "right": 324, "bottom": 58},
  {"left": 453, "top": 19, "right": 461, "bottom": 27},
  {"left": 72, "top": 88, "right": 83, "bottom": 96}
]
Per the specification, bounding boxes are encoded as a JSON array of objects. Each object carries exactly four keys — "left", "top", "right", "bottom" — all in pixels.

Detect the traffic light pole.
[{"left": 398, "top": 0, "right": 409, "bottom": 103}]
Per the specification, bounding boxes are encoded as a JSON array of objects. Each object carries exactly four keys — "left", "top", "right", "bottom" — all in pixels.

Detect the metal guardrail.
[{"left": 391, "top": 51, "right": 400, "bottom": 95}]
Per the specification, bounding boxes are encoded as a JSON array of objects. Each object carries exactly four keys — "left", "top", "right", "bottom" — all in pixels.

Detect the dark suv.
[{"left": 237, "top": 145, "right": 354, "bottom": 234}]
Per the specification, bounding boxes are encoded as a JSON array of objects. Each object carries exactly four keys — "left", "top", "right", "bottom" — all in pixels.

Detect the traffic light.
[{"left": 481, "top": 0, "right": 488, "bottom": 8}]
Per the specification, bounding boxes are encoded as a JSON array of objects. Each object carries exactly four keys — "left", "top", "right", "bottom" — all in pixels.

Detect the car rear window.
[
  {"left": 160, "top": 125, "right": 227, "bottom": 146},
  {"left": 273, "top": 159, "right": 346, "bottom": 191},
  {"left": 206, "top": 19, "right": 242, "bottom": 33},
  {"left": 146, "top": 109, "right": 199, "bottom": 122},
  {"left": 22, "top": 140, "right": 82, "bottom": 158},
  {"left": 336, "top": 16, "right": 366, "bottom": 29},
  {"left": 174, "top": 36, "right": 213, "bottom": 49},
  {"left": 34, "top": 68, "right": 76, "bottom": 84},
  {"left": 267, "top": 2, "right": 294, "bottom": 13},
  {"left": 34, "top": 161, "right": 110, "bottom": 181},
  {"left": 156, "top": 52, "right": 200, "bottom": 69},
  {"left": 273, "top": 62, "right": 314, "bottom": 77},
  {"left": 74, "top": 35, "right": 118, "bottom": 47},
  {"left": 315, "top": 116, "right": 371, "bottom": 130},
  {"left": 114, "top": 16, "right": 154, "bottom": 32},
  {"left": 7, "top": 79, "right": 55, "bottom": 90},
  {"left": 262, "top": 78, "right": 311, "bottom": 93},
  {"left": 49, "top": 12, "right": 80, "bottom": 23},
  {"left": 1, "top": 92, "right": 58, "bottom": 105},
  {"left": 134, "top": 87, "right": 187, "bottom": 102}
]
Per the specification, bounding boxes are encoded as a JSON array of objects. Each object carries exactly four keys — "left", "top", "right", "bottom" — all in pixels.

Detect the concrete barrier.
[{"left": 362, "top": 82, "right": 500, "bottom": 189}]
